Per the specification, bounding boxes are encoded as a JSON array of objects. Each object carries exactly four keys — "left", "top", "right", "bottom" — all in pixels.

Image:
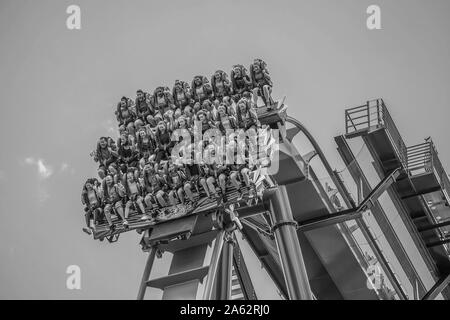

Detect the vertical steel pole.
[
  {"left": 202, "top": 230, "right": 225, "bottom": 300},
  {"left": 264, "top": 185, "right": 313, "bottom": 300},
  {"left": 218, "top": 237, "right": 234, "bottom": 300},
  {"left": 137, "top": 246, "right": 157, "bottom": 300}
]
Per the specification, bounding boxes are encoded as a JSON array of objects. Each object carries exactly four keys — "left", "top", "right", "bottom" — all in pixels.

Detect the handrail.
[
  {"left": 430, "top": 143, "right": 450, "bottom": 197},
  {"left": 345, "top": 99, "right": 408, "bottom": 169},
  {"left": 379, "top": 100, "right": 408, "bottom": 168}
]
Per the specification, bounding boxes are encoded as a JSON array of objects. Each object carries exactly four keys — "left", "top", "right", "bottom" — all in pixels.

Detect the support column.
[
  {"left": 217, "top": 237, "right": 234, "bottom": 300},
  {"left": 264, "top": 185, "right": 313, "bottom": 300},
  {"left": 202, "top": 231, "right": 225, "bottom": 300},
  {"left": 137, "top": 247, "right": 157, "bottom": 300}
]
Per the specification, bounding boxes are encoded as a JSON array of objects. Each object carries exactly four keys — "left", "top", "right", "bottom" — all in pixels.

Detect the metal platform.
[{"left": 343, "top": 98, "right": 450, "bottom": 299}]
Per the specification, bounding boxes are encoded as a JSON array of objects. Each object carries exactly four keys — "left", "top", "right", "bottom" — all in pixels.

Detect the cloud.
[
  {"left": 61, "top": 163, "right": 69, "bottom": 172},
  {"left": 102, "top": 119, "right": 116, "bottom": 135},
  {"left": 24, "top": 157, "right": 53, "bottom": 179},
  {"left": 60, "top": 162, "right": 76, "bottom": 175},
  {"left": 22, "top": 157, "right": 58, "bottom": 204},
  {"left": 37, "top": 159, "right": 53, "bottom": 179}
]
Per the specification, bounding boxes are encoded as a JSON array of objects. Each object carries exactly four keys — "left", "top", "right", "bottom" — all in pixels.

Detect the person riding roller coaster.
[
  {"left": 198, "top": 161, "right": 218, "bottom": 199},
  {"left": 92, "top": 137, "right": 119, "bottom": 179},
  {"left": 153, "top": 86, "right": 176, "bottom": 117},
  {"left": 154, "top": 121, "right": 174, "bottom": 163},
  {"left": 236, "top": 98, "right": 259, "bottom": 132},
  {"left": 167, "top": 162, "right": 188, "bottom": 206},
  {"left": 172, "top": 80, "right": 193, "bottom": 111},
  {"left": 211, "top": 70, "right": 232, "bottom": 102},
  {"left": 216, "top": 103, "right": 237, "bottom": 135},
  {"left": 116, "top": 96, "right": 137, "bottom": 136},
  {"left": 249, "top": 58, "right": 274, "bottom": 108},
  {"left": 136, "top": 126, "right": 157, "bottom": 157},
  {"left": 135, "top": 89, "right": 156, "bottom": 128},
  {"left": 202, "top": 99, "right": 219, "bottom": 122},
  {"left": 81, "top": 178, "right": 103, "bottom": 235},
  {"left": 122, "top": 167, "right": 149, "bottom": 222},
  {"left": 142, "top": 164, "right": 169, "bottom": 215},
  {"left": 117, "top": 132, "right": 139, "bottom": 171},
  {"left": 191, "top": 76, "right": 213, "bottom": 104},
  {"left": 183, "top": 157, "right": 200, "bottom": 204},
  {"left": 196, "top": 110, "right": 216, "bottom": 134},
  {"left": 106, "top": 162, "right": 122, "bottom": 184},
  {"left": 230, "top": 64, "right": 252, "bottom": 103},
  {"left": 102, "top": 174, "right": 128, "bottom": 230},
  {"left": 229, "top": 146, "right": 256, "bottom": 200},
  {"left": 213, "top": 159, "right": 230, "bottom": 202}
]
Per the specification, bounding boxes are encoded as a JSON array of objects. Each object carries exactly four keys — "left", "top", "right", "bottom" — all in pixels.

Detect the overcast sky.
[{"left": 1, "top": 0, "right": 450, "bottom": 299}]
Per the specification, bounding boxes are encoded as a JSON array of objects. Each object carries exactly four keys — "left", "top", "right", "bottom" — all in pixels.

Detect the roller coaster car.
[
  {"left": 93, "top": 183, "right": 261, "bottom": 241},
  {"left": 90, "top": 101, "right": 287, "bottom": 242},
  {"left": 256, "top": 100, "right": 287, "bottom": 128}
]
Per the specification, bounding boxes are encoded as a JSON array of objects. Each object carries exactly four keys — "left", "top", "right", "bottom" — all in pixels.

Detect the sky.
[{"left": 1, "top": 0, "right": 450, "bottom": 299}]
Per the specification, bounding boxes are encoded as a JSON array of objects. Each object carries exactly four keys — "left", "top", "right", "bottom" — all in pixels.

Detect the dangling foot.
[
  {"left": 122, "top": 220, "right": 129, "bottom": 229},
  {"left": 248, "top": 187, "right": 256, "bottom": 199},
  {"left": 82, "top": 228, "right": 92, "bottom": 235},
  {"left": 140, "top": 214, "right": 150, "bottom": 221}
]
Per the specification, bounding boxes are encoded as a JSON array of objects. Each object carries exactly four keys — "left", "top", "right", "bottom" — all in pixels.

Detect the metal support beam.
[
  {"left": 426, "top": 238, "right": 450, "bottom": 249},
  {"left": 202, "top": 231, "right": 225, "bottom": 300},
  {"left": 236, "top": 203, "right": 267, "bottom": 219},
  {"left": 297, "top": 169, "right": 400, "bottom": 232},
  {"left": 401, "top": 186, "right": 442, "bottom": 200},
  {"left": 241, "top": 219, "right": 272, "bottom": 237},
  {"left": 263, "top": 185, "right": 313, "bottom": 300},
  {"left": 217, "top": 237, "right": 234, "bottom": 300},
  {"left": 419, "top": 220, "right": 450, "bottom": 233},
  {"left": 137, "top": 246, "right": 157, "bottom": 300},
  {"left": 298, "top": 208, "right": 361, "bottom": 232},
  {"left": 232, "top": 235, "right": 258, "bottom": 300},
  {"left": 422, "top": 274, "right": 450, "bottom": 300},
  {"left": 358, "top": 167, "right": 401, "bottom": 211}
]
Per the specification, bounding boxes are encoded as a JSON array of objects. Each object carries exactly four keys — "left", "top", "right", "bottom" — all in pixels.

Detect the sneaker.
[
  {"left": 122, "top": 220, "right": 129, "bottom": 228},
  {"left": 140, "top": 214, "right": 150, "bottom": 221},
  {"left": 82, "top": 228, "right": 92, "bottom": 235}
]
